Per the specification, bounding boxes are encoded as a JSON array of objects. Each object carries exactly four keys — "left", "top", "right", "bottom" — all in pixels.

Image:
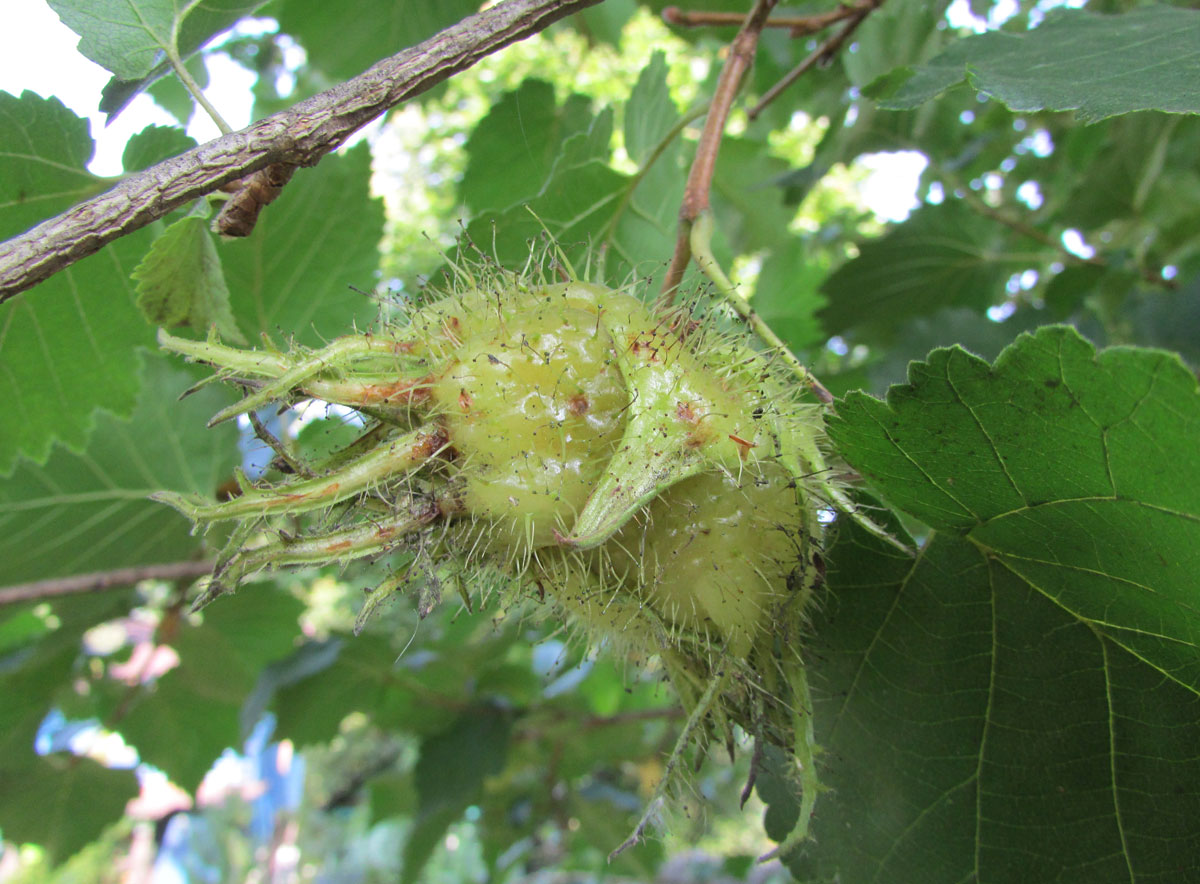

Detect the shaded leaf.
[
  {"left": 572, "top": 0, "right": 637, "bottom": 47},
  {"left": 828, "top": 326, "right": 1200, "bottom": 691},
  {"left": 1043, "top": 263, "right": 1108, "bottom": 320},
  {"left": 134, "top": 53, "right": 209, "bottom": 123},
  {"left": 711, "top": 136, "right": 792, "bottom": 253},
  {"left": 460, "top": 112, "right": 687, "bottom": 288},
  {"left": 0, "top": 758, "right": 138, "bottom": 863},
  {"left": 0, "top": 355, "right": 238, "bottom": 585},
  {"left": 818, "top": 201, "right": 1043, "bottom": 339},
  {"left": 0, "top": 593, "right": 137, "bottom": 863},
  {"left": 840, "top": 0, "right": 946, "bottom": 90},
  {"left": 752, "top": 246, "right": 827, "bottom": 353},
  {"left": 790, "top": 518, "right": 1200, "bottom": 882},
  {"left": 874, "top": 6, "right": 1200, "bottom": 122},
  {"left": 271, "top": 633, "right": 462, "bottom": 747},
  {"left": 403, "top": 704, "right": 512, "bottom": 884},
  {"left": 864, "top": 305, "right": 1046, "bottom": 393},
  {"left": 1126, "top": 276, "right": 1200, "bottom": 368},
  {"left": 277, "top": 0, "right": 481, "bottom": 82},
  {"left": 134, "top": 215, "right": 245, "bottom": 342},
  {"left": 121, "top": 124, "right": 196, "bottom": 173}
]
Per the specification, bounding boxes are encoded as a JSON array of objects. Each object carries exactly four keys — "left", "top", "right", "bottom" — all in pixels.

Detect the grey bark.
[{"left": 0, "top": 0, "right": 602, "bottom": 303}]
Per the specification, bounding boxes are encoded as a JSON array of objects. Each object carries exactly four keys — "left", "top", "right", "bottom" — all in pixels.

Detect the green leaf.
[
  {"left": 1043, "top": 263, "right": 1108, "bottom": 319},
  {"left": 1127, "top": 278, "right": 1200, "bottom": 368},
  {"left": 840, "top": 0, "right": 945, "bottom": 90},
  {"left": 0, "top": 355, "right": 238, "bottom": 585},
  {"left": 817, "top": 201, "right": 1042, "bottom": 339},
  {"left": 0, "top": 93, "right": 97, "bottom": 234},
  {"left": 751, "top": 244, "right": 827, "bottom": 353},
  {"left": 572, "top": 0, "right": 637, "bottom": 47},
  {"left": 277, "top": 0, "right": 481, "bottom": 82},
  {"left": 134, "top": 216, "right": 245, "bottom": 343},
  {"left": 115, "top": 585, "right": 303, "bottom": 790},
  {"left": 221, "top": 143, "right": 385, "bottom": 345},
  {"left": 402, "top": 704, "right": 512, "bottom": 884},
  {"left": 131, "top": 53, "right": 209, "bottom": 123},
  {"left": 459, "top": 79, "right": 598, "bottom": 214},
  {"left": 0, "top": 609, "right": 50, "bottom": 654},
  {"left": 711, "top": 136, "right": 793, "bottom": 254},
  {"left": 271, "top": 634, "right": 461, "bottom": 747},
  {"left": 48, "top": 0, "right": 267, "bottom": 80},
  {"left": 875, "top": 6, "right": 1200, "bottom": 122},
  {"left": 792, "top": 520, "right": 1200, "bottom": 882},
  {"left": 121, "top": 124, "right": 196, "bottom": 173},
  {"left": 828, "top": 326, "right": 1200, "bottom": 692},
  {"left": 624, "top": 52, "right": 677, "bottom": 166},
  {"left": 0, "top": 92, "right": 156, "bottom": 475},
  {"left": 460, "top": 107, "right": 687, "bottom": 288},
  {"left": 0, "top": 758, "right": 138, "bottom": 863}
]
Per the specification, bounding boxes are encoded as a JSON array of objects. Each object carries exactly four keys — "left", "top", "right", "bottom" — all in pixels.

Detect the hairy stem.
[
  {"left": 689, "top": 211, "right": 833, "bottom": 404},
  {"left": 609, "top": 667, "right": 732, "bottom": 860},
  {"left": 166, "top": 46, "right": 233, "bottom": 135},
  {"left": 152, "top": 423, "right": 448, "bottom": 523}
]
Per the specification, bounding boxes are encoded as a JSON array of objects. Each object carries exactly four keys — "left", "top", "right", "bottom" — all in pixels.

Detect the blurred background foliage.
[{"left": 2, "top": 0, "right": 1200, "bottom": 881}]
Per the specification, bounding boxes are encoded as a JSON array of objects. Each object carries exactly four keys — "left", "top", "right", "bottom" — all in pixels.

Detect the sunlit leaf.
[
  {"left": 624, "top": 52, "right": 677, "bottom": 166},
  {"left": 49, "top": 0, "right": 267, "bottom": 80},
  {"left": 0, "top": 91, "right": 152, "bottom": 475},
  {"left": 134, "top": 215, "right": 245, "bottom": 343},
  {"left": 0, "top": 355, "right": 238, "bottom": 585}
]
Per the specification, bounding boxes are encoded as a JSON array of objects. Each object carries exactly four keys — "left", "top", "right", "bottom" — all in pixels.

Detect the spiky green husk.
[{"left": 156, "top": 262, "right": 837, "bottom": 853}]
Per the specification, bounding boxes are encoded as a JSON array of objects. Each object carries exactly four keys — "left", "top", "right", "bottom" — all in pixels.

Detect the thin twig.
[
  {"left": 249, "top": 409, "right": 314, "bottom": 477},
  {"left": 748, "top": 0, "right": 886, "bottom": 121},
  {"left": 0, "top": 0, "right": 603, "bottom": 302},
  {"left": 657, "top": 0, "right": 779, "bottom": 309},
  {"left": 954, "top": 185, "right": 1178, "bottom": 290},
  {"left": 0, "top": 560, "right": 215, "bottom": 606},
  {"left": 664, "top": 2, "right": 880, "bottom": 38}
]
